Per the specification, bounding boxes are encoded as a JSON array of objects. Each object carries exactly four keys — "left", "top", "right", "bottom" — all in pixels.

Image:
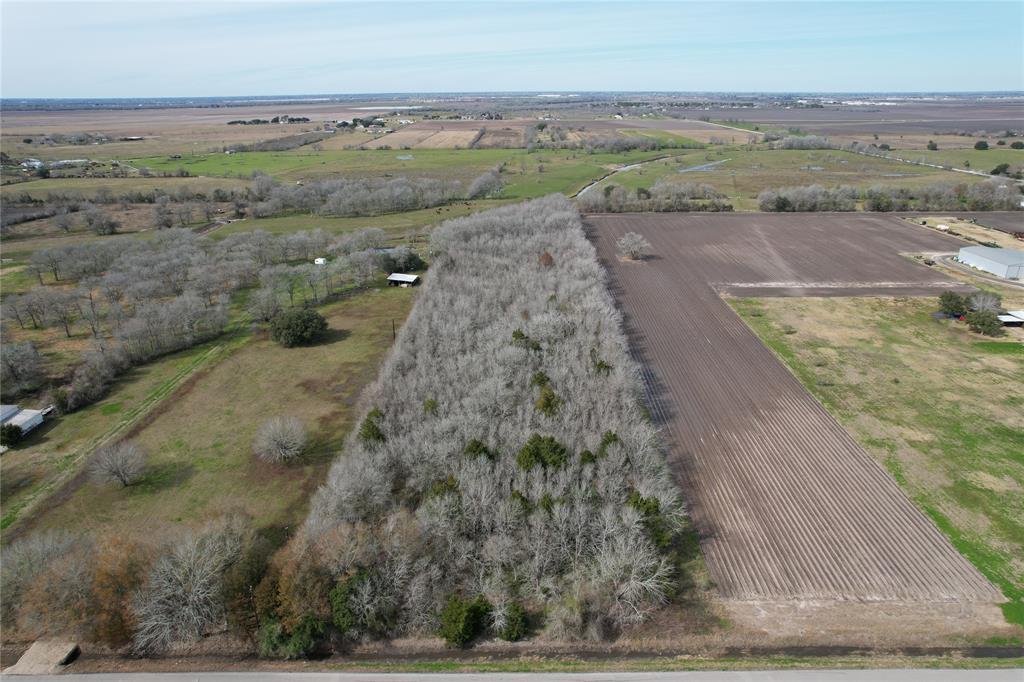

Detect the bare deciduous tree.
[
  {"left": 91, "top": 441, "right": 148, "bottom": 487},
  {"left": 132, "top": 517, "right": 248, "bottom": 654},
  {"left": 616, "top": 231, "right": 652, "bottom": 260},
  {"left": 253, "top": 416, "right": 307, "bottom": 463}
]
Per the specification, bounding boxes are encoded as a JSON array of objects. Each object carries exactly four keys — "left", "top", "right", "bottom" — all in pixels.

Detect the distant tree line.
[
  {"left": 246, "top": 172, "right": 497, "bottom": 218},
  {"left": 578, "top": 179, "right": 733, "bottom": 213},
  {"left": 226, "top": 131, "right": 333, "bottom": 154},
  {"left": 526, "top": 124, "right": 704, "bottom": 153},
  {"left": 227, "top": 116, "right": 311, "bottom": 125},
  {"left": 757, "top": 179, "right": 1022, "bottom": 212}
]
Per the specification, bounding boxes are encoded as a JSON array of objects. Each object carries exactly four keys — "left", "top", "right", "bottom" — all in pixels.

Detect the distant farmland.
[{"left": 587, "top": 212, "right": 1000, "bottom": 603}]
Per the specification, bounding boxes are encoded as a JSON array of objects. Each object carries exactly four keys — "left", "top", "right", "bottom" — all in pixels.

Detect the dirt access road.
[{"left": 587, "top": 213, "right": 1000, "bottom": 607}]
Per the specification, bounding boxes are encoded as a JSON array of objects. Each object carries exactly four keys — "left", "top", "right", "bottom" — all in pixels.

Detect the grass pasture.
[
  {"left": 0, "top": 175, "right": 248, "bottom": 202},
  {"left": 731, "top": 294, "right": 1024, "bottom": 625},
  {"left": 18, "top": 285, "right": 415, "bottom": 540},
  {"left": 589, "top": 149, "right": 988, "bottom": 209},
  {"left": 1, "top": 338, "right": 231, "bottom": 533}
]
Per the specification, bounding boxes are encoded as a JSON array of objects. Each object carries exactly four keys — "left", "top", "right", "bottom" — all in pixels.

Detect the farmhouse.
[
  {"left": 387, "top": 273, "right": 420, "bottom": 287},
  {"left": 958, "top": 246, "right": 1024, "bottom": 279},
  {"left": 1, "top": 404, "right": 45, "bottom": 435}
]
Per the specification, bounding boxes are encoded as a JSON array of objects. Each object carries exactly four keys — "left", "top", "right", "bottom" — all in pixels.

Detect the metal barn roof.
[
  {"left": 387, "top": 273, "right": 419, "bottom": 283},
  {"left": 958, "top": 246, "right": 1024, "bottom": 267}
]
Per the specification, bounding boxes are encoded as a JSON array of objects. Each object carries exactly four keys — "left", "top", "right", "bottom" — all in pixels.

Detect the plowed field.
[{"left": 587, "top": 212, "right": 1001, "bottom": 603}]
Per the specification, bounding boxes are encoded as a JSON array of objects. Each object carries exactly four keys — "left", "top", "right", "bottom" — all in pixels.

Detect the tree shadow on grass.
[
  {"left": 128, "top": 461, "right": 196, "bottom": 496},
  {"left": 300, "top": 430, "right": 342, "bottom": 466},
  {"left": 318, "top": 327, "right": 352, "bottom": 345}
]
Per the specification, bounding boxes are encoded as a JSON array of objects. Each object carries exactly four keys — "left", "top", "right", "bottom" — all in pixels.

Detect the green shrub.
[
  {"left": 939, "top": 290, "right": 969, "bottom": 317},
  {"left": 423, "top": 398, "right": 438, "bottom": 415},
  {"left": 428, "top": 474, "right": 459, "bottom": 498},
  {"left": 529, "top": 371, "right": 550, "bottom": 387},
  {"left": 438, "top": 594, "right": 491, "bottom": 648},
  {"left": 511, "top": 328, "right": 541, "bottom": 352},
  {"left": 596, "top": 430, "right": 620, "bottom": 458},
  {"left": 498, "top": 601, "right": 528, "bottom": 641},
  {"left": 463, "top": 439, "right": 494, "bottom": 460},
  {"left": 966, "top": 310, "right": 1005, "bottom": 337},
  {"left": 974, "top": 140, "right": 989, "bottom": 150},
  {"left": 510, "top": 489, "right": 532, "bottom": 514},
  {"left": 579, "top": 449, "right": 596, "bottom": 465},
  {"left": 535, "top": 385, "right": 563, "bottom": 417},
  {"left": 257, "top": 615, "right": 324, "bottom": 659},
  {"left": 330, "top": 569, "right": 368, "bottom": 636},
  {"left": 516, "top": 433, "right": 568, "bottom": 471},
  {"left": 270, "top": 308, "right": 328, "bottom": 347},
  {"left": 590, "top": 349, "right": 613, "bottom": 375},
  {"left": 927, "top": 140, "right": 938, "bottom": 151},
  {"left": 358, "top": 407, "right": 386, "bottom": 445},
  {"left": 0, "top": 423, "right": 23, "bottom": 447},
  {"left": 1011, "top": 141, "right": 1024, "bottom": 149},
  {"left": 627, "top": 490, "right": 673, "bottom": 549},
  {"left": 223, "top": 532, "right": 280, "bottom": 638}
]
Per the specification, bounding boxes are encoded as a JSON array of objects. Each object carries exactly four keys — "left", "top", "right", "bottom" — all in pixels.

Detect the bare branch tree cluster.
[{"left": 293, "top": 196, "right": 684, "bottom": 640}]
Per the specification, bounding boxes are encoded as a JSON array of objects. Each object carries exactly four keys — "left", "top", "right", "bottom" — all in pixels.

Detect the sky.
[{"left": 1, "top": 0, "right": 1022, "bottom": 98}]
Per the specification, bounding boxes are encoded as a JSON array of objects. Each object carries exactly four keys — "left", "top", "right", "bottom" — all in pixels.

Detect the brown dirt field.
[
  {"left": 623, "top": 119, "right": 761, "bottom": 144},
  {"left": 586, "top": 212, "right": 1000, "bottom": 604},
  {"left": 0, "top": 103, "right": 378, "bottom": 159},
  {"left": 692, "top": 100, "right": 1024, "bottom": 135},
  {"left": 360, "top": 128, "right": 436, "bottom": 149},
  {"left": 476, "top": 127, "right": 523, "bottom": 148},
  {"left": 969, "top": 212, "right": 1024, "bottom": 235},
  {"left": 413, "top": 129, "right": 481, "bottom": 149}
]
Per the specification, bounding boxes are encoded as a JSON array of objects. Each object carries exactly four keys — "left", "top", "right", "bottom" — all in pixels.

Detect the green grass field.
[
  {"left": 1, "top": 337, "right": 231, "bottom": 533},
  {"left": 13, "top": 285, "right": 414, "bottom": 541},
  {"left": 730, "top": 295, "right": 1024, "bottom": 626},
  {"left": 880, "top": 147, "right": 1024, "bottom": 172},
  {"left": 0, "top": 175, "right": 248, "bottom": 201},
  {"left": 590, "top": 149, "right": 987, "bottom": 209}
]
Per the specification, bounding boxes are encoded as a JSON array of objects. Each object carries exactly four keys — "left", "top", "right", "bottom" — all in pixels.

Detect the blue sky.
[{"left": 1, "top": 1, "right": 1021, "bottom": 98}]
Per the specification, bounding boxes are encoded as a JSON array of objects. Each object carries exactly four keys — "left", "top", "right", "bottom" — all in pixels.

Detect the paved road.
[{"left": 12, "top": 670, "right": 1022, "bottom": 681}]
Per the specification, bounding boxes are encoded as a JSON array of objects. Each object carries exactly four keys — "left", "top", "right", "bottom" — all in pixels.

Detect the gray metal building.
[{"left": 958, "top": 246, "right": 1024, "bottom": 279}]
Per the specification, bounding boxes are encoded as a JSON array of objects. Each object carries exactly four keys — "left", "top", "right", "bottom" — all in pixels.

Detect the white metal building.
[
  {"left": 387, "top": 273, "right": 420, "bottom": 287},
  {"left": 1, "top": 404, "right": 44, "bottom": 434},
  {"left": 958, "top": 246, "right": 1024, "bottom": 279}
]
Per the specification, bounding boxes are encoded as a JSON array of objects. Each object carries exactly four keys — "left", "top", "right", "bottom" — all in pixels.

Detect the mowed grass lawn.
[
  {"left": 730, "top": 295, "right": 1024, "bottom": 625},
  {"left": 29, "top": 286, "right": 414, "bottom": 539}
]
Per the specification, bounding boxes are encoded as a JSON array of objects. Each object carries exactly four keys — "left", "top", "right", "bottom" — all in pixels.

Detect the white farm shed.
[
  {"left": 1, "top": 404, "right": 44, "bottom": 434},
  {"left": 958, "top": 246, "right": 1024, "bottom": 280},
  {"left": 387, "top": 273, "right": 420, "bottom": 287}
]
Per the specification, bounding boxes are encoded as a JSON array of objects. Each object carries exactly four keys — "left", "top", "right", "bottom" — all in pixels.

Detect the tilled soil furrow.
[{"left": 586, "top": 212, "right": 1003, "bottom": 603}]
